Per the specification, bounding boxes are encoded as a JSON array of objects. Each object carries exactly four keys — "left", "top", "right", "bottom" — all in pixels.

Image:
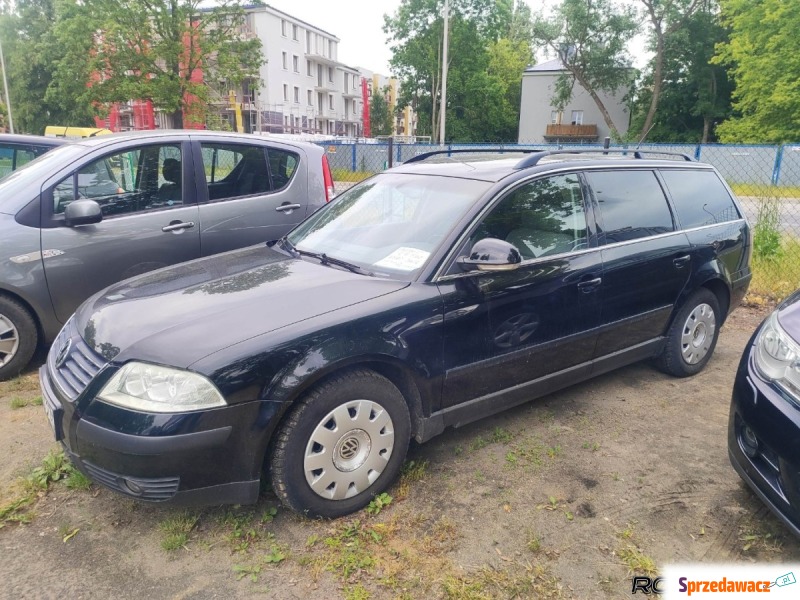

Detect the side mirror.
[
  {"left": 459, "top": 238, "right": 522, "bottom": 272},
  {"left": 64, "top": 199, "right": 102, "bottom": 227}
]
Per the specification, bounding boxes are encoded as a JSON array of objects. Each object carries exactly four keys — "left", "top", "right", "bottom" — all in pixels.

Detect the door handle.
[
  {"left": 162, "top": 221, "right": 195, "bottom": 233},
  {"left": 673, "top": 255, "right": 691, "bottom": 268},
  {"left": 275, "top": 203, "right": 302, "bottom": 213},
  {"left": 577, "top": 277, "right": 602, "bottom": 293}
]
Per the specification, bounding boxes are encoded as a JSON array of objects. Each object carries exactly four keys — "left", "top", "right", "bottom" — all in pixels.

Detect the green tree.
[
  {"left": 50, "top": 0, "right": 263, "bottom": 129},
  {"left": 630, "top": 2, "right": 732, "bottom": 142},
  {"left": 370, "top": 86, "right": 393, "bottom": 137},
  {"left": 384, "top": 0, "right": 531, "bottom": 142},
  {"left": 714, "top": 0, "right": 800, "bottom": 143},
  {"left": 531, "top": 0, "right": 639, "bottom": 140},
  {"left": 0, "top": 0, "right": 95, "bottom": 133}
]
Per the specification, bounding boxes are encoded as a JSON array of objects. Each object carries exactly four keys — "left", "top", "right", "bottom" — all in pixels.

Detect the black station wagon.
[{"left": 40, "top": 149, "right": 751, "bottom": 517}]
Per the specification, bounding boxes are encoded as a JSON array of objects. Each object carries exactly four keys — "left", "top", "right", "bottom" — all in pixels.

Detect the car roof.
[
  {"left": 0, "top": 133, "right": 70, "bottom": 147},
  {"left": 389, "top": 151, "right": 715, "bottom": 183},
  {"left": 67, "top": 129, "right": 323, "bottom": 152}
]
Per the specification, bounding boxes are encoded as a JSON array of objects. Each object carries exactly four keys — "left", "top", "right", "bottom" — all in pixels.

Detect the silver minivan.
[{"left": 0, "top": 130, "right": 332, "bottom": 379}]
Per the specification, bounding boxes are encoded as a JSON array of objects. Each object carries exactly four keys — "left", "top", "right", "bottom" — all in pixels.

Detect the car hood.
[
  {"left": 777, "top": 290, "right": 800, "bottom": 337},
  {"left": 74, "top": 245, "right": 409, "bottom": 368}
]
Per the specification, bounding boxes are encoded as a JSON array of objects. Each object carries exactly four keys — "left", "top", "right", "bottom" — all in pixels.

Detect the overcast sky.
[{"left": 264, "top": 0, "right": 578, "bottom": 75}]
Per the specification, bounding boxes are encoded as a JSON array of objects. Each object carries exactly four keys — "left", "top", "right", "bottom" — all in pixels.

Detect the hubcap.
[
  {"left": 304, "top": 400, "right": 395, "bottom": 500},
  {"left": 681, "top": 303, "right": 716, "bottom": 365},
  {"left": 0, "top": 314, "right": 20, "bottom": 368}
]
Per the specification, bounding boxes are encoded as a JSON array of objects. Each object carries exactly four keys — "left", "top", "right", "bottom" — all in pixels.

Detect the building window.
[
  {"left": 283, "top": 84, "right": 288, "bottom": 102},
  {"left": 329, "top": 94, "right": 335, "bottom": 110},
  {"left": 306, "top": 60, "right": 312, "bottom": 77},
  {"left": 550, "top": 111, "right": 560, "bottom": 125},
  {"left": 293, "top": 86, "right": 300, "bottom": 103},
  {"left": 293, "top": 24, "right": 299, "bottom": 41},
  {"left": 307, "top": 90, "right": 313, "bottom": 105},
  {"left": 571, "top": 110, "right": 584, "bottom": 125},
  {"left": 328, "top": 66, "right": 333, "bottom": 82},
  {"left": 281, "top": 20, "right": 287, "bottom": 37},
  {"left": 343, "top": 73, "right": 348, "bottom": 90},
  {"left": 293, "top": 55, "right": 299, "bottom": 73},
  {"left": 282, "top": 52, "right": 287, "bottom": 70},
  {"left": 306, "top": 31, "right": 312, "bottom": 53}
]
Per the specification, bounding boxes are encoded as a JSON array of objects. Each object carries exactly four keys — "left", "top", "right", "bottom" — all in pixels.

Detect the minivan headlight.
[
  {"left": 754, "top": 312, "right": 800, "bottom": 400},
  {"left": 98, "top": 362, "right": 226, "bottom": 413}
]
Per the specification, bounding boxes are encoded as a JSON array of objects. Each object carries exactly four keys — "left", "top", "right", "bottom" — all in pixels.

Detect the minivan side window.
[
  {"left": 660, "top": 169, "right": 741, "bottom": 229},
  {"left": 472, "top": 174, "right": 588, "bottom": 260},
  {"left": 586, "top": 170, "right": 674, "bottom": 243},
  {"left": 53, "top": 144, "right": 183, "bottom": 217},
  {"left": 201, "top": 143, "right": 271, "bottom": 201}
]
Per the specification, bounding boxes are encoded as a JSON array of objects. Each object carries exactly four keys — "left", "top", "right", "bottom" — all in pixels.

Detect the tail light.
[{"left": 322, "top": 155, "right": 335, "bottom": 202}]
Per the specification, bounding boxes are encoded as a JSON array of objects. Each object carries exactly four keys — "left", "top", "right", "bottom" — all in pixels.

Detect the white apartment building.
[{"left": 245, "top": 5, "right": 363, "bottom": 137}]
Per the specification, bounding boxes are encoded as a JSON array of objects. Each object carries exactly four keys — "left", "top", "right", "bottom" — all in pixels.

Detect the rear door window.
[
  {"left": 200, "top": 143, "right": 271, "bottom": 201},
  {"left": 660, "top": 169, "right": 741, "bottom": 228},
  {"left": 586, "top": 170, "right": 674, "bottom": 243}
]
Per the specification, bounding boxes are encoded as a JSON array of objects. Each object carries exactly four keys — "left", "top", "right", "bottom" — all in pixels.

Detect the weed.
[
  {"left": 366, "top": 492, "right": 393, "bottom": 516},
  {"left": 263, "top": 544, "right": 286, "bottom": 564},
  {"left": 546, "top": 445, "right": 561, "bottom": 459},
  {"left": 400, "top": 460, "right": 427, "bottom": 482},
  {"left": 453, "top": 445, "right": 463, "bottom": 456},
  {"left": 260, "top": 506, "right": 278, "bottom": 524},
  {"left": 564, "top": 511, "right": 574, "bottom": 521},
  {"left": 582, "top": 441, "right": 600, "bottom": 452},
  {"left": 469, "top": 436, "right": 489, "bottom": 452},
  {"left": 233, "top": 563, "right": 261, "bottom": 582},
  {"left": 64, "top": 469, "right": 92, "bottom": 491},
  {"left": 617, "top": 544, "right": 657, "bottom": 575},
  {"left": 527, "top": 532, "right": 542, "bottom": 553},
  {"left": 10, "top": 396, "right": 40, "bottom": 409},
  {"left": 158, "top": 512, "right": 198, "bottom": 551},
  {"left": 491, "top": 426, "right": 513, "bottom": 444},
  {"left": 321, "top": 520, "right": 377, "bottom": 580}
]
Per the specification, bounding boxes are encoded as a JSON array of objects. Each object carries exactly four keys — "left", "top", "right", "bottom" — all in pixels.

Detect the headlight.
[
  {"left": 98, "top": 362, "right": 226, "bottom": 413},
  {"left": 754, "top": 312, "right": 800, "bottom": 400}
]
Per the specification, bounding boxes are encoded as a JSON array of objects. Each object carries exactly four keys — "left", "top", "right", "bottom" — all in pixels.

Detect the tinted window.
[
  {"left": 53, "top": 144, "right": 183, "bottom": 216},
  {"left": 0, "top": 144, "right": 47, "bottom": 178},
  {"left": 471, "top": 174, "right": 588, "bottom": 259},
  {"left": 267, "top": 148, "right": 298, "bottom": 191},
  {"left": 586, "top": 170, "right": 674, "bottom": 243},
  {"left": 201, "top": 143, "right": 271, "bottom": 201},
  {"left": 660, "top": 169, "right": 740, "bottom": 228}
]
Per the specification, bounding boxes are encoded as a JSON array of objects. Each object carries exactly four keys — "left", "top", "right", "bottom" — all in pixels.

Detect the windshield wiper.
[
  {"left": 271, "top": 236, "right": 299, "bottom": 257},
  {"left": 295, "top": 248, "right": 375, "bottom": 277}
]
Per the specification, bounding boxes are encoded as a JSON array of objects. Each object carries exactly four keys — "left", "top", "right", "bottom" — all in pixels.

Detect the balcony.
[
  {"left": 307, "top": 49, "right": 338, "bottom": 66},
  {"left": 544, "top": 124, "right": 598, "bottom": 141}
]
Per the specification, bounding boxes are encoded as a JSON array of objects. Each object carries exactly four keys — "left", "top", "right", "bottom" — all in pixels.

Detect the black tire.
[
  {"left": 270, "top": 368, "right": 411, "bottom": 518},
  {"left": 656, "top": 288, "right": 721, "bottom": 378},
  {"left": 0, "top": 295, "right": 38, "bottom": 381}
]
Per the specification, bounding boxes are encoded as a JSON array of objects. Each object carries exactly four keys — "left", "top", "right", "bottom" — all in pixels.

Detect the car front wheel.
[
  {"left": 270, "top": 369, "right": 411, "bottom": 518},
  {"left": 0, "top": 296, "right": 37, "bottom": 381},
  {"left": 656, "top": 288, "right": 721, "bottom": 377}
]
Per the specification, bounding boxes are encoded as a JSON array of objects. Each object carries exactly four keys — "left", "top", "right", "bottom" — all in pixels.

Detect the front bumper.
[
  {"left": 728, "top": 345, "right": 800, "bottom": 538},
  {"left": 39, "top": 361, "right": 275, "bottom": 506}
]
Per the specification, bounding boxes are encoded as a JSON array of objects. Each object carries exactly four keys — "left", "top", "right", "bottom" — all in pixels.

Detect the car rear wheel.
[
  {"left": 656, "top": 288, "right": 721, "bottom": 377},
  {"left": 0, "top": 296, "right": 38, "bottom": 381},
  {"left": 270, "top": 369, "right": 411, "bottom": 518}
]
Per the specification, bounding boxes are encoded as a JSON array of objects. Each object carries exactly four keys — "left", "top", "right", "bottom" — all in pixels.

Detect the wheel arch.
[{"left": 0, "top": 286, "right": 44, "bottom": 346}]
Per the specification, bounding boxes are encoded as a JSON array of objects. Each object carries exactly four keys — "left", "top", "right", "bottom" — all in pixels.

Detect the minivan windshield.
[{"left": 287, "top": 173, "right": 491, "bottom": 279}]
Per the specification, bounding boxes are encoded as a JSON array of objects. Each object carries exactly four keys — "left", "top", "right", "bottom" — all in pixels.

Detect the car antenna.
[{"left": 636, "top": 123, "right": 657, "bottom": 150}]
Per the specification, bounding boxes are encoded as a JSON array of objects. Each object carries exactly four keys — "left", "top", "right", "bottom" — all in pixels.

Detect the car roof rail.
[
  {"left": 513, "top": 148, "right": 695, "bottom": 169},
  {"left": 403, "top": 147, "right": 545, "bottom": 164}
]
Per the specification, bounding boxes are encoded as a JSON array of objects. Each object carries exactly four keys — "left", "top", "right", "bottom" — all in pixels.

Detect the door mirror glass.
[
  {"left": 459, "top": 238, "right": 522, "bottom": 271},
  {"left": 64, "top": 199, "right": 103, "bottom": 227}
]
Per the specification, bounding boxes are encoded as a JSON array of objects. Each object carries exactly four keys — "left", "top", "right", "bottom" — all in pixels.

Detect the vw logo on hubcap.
[{"left": 339, "top": 437, "right": 360, "bottom": 459}]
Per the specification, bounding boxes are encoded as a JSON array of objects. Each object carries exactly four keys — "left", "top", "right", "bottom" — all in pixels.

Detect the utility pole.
[
  {"left": 439, "top": 0, "right": 449, "bottom": 145},
  {"left": 0, "top": 36, "right": 14, "bottom": 134}
]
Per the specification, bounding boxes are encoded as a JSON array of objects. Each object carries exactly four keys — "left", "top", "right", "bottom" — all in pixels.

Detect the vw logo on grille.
[
  {"left": 339, "top": 438, "right": 360, "bottom": 459},
  {"left": 55, "top": 338, "right": 72, "bottom": 369}
]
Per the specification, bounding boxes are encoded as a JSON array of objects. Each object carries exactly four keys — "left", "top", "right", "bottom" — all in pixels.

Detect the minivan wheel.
[
  {"left": 0, "top": 296, "right": 38, "bottom": 381},
  {"left": 270, "top": 369, "right": 410, "bottom": 518},
  {"left": 656, "top": 288, "right": 720, "bottom": 377}
]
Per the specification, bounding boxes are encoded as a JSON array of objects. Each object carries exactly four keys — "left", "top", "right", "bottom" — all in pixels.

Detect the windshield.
[
  {"left": 287, "top": 173, "right": 491, "bottom": 279},
  {"left": 0, "top": 144, "right": 86, "bottom": 214}
]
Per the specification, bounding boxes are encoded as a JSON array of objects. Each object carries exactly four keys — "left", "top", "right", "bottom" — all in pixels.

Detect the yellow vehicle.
[{"left": 44, "top": 126, "right": 113, "bottom": 139}]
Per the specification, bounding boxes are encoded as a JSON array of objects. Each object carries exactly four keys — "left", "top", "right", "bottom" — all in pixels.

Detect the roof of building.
[
  {"left": 524, "top": 58, "right": 566, "bottom": 73},
  {"left": 245, "top": 4, "right": 340, "bottom": 41}
]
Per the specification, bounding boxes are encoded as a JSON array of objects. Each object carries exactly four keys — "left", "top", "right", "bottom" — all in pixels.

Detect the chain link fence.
[{"left": 319, "top": 140, "right": 800, "bottom": 300}]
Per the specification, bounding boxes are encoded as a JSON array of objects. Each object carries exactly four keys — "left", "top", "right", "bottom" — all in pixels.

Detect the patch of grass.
[
  {"left": 64, "top": 469, "right": 92, "bottom": 491},
  {"left": 233, "top": 562, "right": 261, "bottom": 582},
  {"left": 750, "top": 236, "right": 800, "bottom": 299},
  {"left": 395, "top": 460, "right": 428, "bottom": 500},
  {"left": 582, "top": 441, "right": 600, "bottom": 452},
  {"left": 491, "top": 426, "right": 514, "bottom": 444},
  {"left": 331, "top": 168, "right": 374, "bottom": 183},
  {"left": 10, "top": 396, "right": 42, "bottom": 409},
  {"left": 444, "top": 564, "right": 564, "bottom": 599},
  {"left": 321, "top": 520, "right": 378, "bottom": 580},
  {"left": 158, "top": 512, "right": 198, "bottom": 551},
  {"left": 730, "top": 182, "right": 800, "bottom": 199},
  {"left": 344, "top": 583, "right": 371, "bottom": 600},
  {"left": 0, "top": 373, "right": 39, "bottom": 395},
  {"left": 617, "top": 544, "right": 657, "bottom": 576},
  {"left": 526, "top": 532, "right": 542, "bottom": 553}
]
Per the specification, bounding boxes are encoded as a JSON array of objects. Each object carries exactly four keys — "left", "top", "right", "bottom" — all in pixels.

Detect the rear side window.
[
  {"left": 201, "top": 143, "right": 270, "bottom": 201},
  {"left": 660, "top": 169, "right": 740, "bottom": 228},
  {"left": 268, "top": 148, "right": 299, "bottom": 191},
  {"left": 586, "top": 170, "right": 674, "bottom": 243}
]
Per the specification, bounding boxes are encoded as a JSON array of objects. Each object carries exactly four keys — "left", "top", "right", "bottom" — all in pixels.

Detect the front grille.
[
  {"left": 81, "top": 460, "right": 180, "bottom": 501},
  {"left": 48, "top": 320, "right": 106, "bottom": 401}
]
